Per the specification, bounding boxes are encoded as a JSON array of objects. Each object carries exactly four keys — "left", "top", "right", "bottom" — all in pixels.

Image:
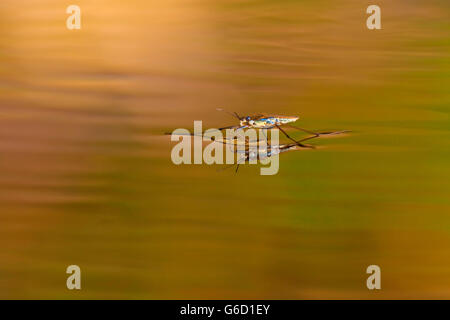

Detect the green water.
[{"left": 0, "top": 0, "right": 449, "bottom": 298}]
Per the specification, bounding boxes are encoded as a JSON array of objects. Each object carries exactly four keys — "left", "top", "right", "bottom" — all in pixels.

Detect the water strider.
[
  {"left": 220, "top": 133, "right": 333, "bottom": 173},
  {"left": 166, "top": 111, "right": 349, "bottom": 173},
  {"left": 168, "top": 129, "right": 348, "bottom": 173},
  {"left": 215, "top": 108, "right": 349, "bottom": 147}
]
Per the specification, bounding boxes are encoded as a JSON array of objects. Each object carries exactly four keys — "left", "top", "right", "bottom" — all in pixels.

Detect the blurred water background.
[{"left": 0, "top": 0, "right": 449, "bottom": 298}]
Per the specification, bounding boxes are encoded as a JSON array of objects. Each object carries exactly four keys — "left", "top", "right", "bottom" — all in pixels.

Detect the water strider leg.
[
  {"left": 216, "top": 108, "right": 241, "bottom": 120},
  {"left": 235, "top": 154, "right": 247, "bottom": 174},
  {"left": 258, "top": 128, "right": 269, "bottom": 156},
  {"left": 217, "top": 154, "right": 247, "bottom": 173},
  {"left": 260, "top": 128, "right": 268, "bottom": 142},
  {"left": 285, "top": 124, "right": 321, "bottom": 136},
  {"left": 295, "top": 134, "right": 324, "bottom": 144},
  {"left": 286, "top": 124, "right": 350, "bottom": 136},
  {"left": 276, "top": 125, "right": 315, "bottom": 148}
]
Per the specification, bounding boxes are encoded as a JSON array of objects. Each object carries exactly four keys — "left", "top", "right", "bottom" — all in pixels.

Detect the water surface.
[{"left": 0, "top": 0, "right": 449, "bottom": 298}]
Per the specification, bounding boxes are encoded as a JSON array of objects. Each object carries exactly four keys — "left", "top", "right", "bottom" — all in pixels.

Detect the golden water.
[{"left": 0, "top": 0, "right": 449, "bottom": 298}]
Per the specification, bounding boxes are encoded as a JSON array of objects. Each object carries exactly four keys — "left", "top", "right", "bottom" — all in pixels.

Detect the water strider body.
[
  {"left": 224, "top": 134, "right": 319, "bottom": 173},
  {"left": 216, "top": 108, "right": 348, "bottom": 147},
  {"left": 217, "top": 108, "right": 299, "bottom": 130},
  {"left": 239, "top": 114, "right": 299, "bottom": 129}
]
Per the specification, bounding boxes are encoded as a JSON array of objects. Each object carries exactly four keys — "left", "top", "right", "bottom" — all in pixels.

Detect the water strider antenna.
[{"left": 216, "top": 108, "right": 241, "bottom": 120}]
